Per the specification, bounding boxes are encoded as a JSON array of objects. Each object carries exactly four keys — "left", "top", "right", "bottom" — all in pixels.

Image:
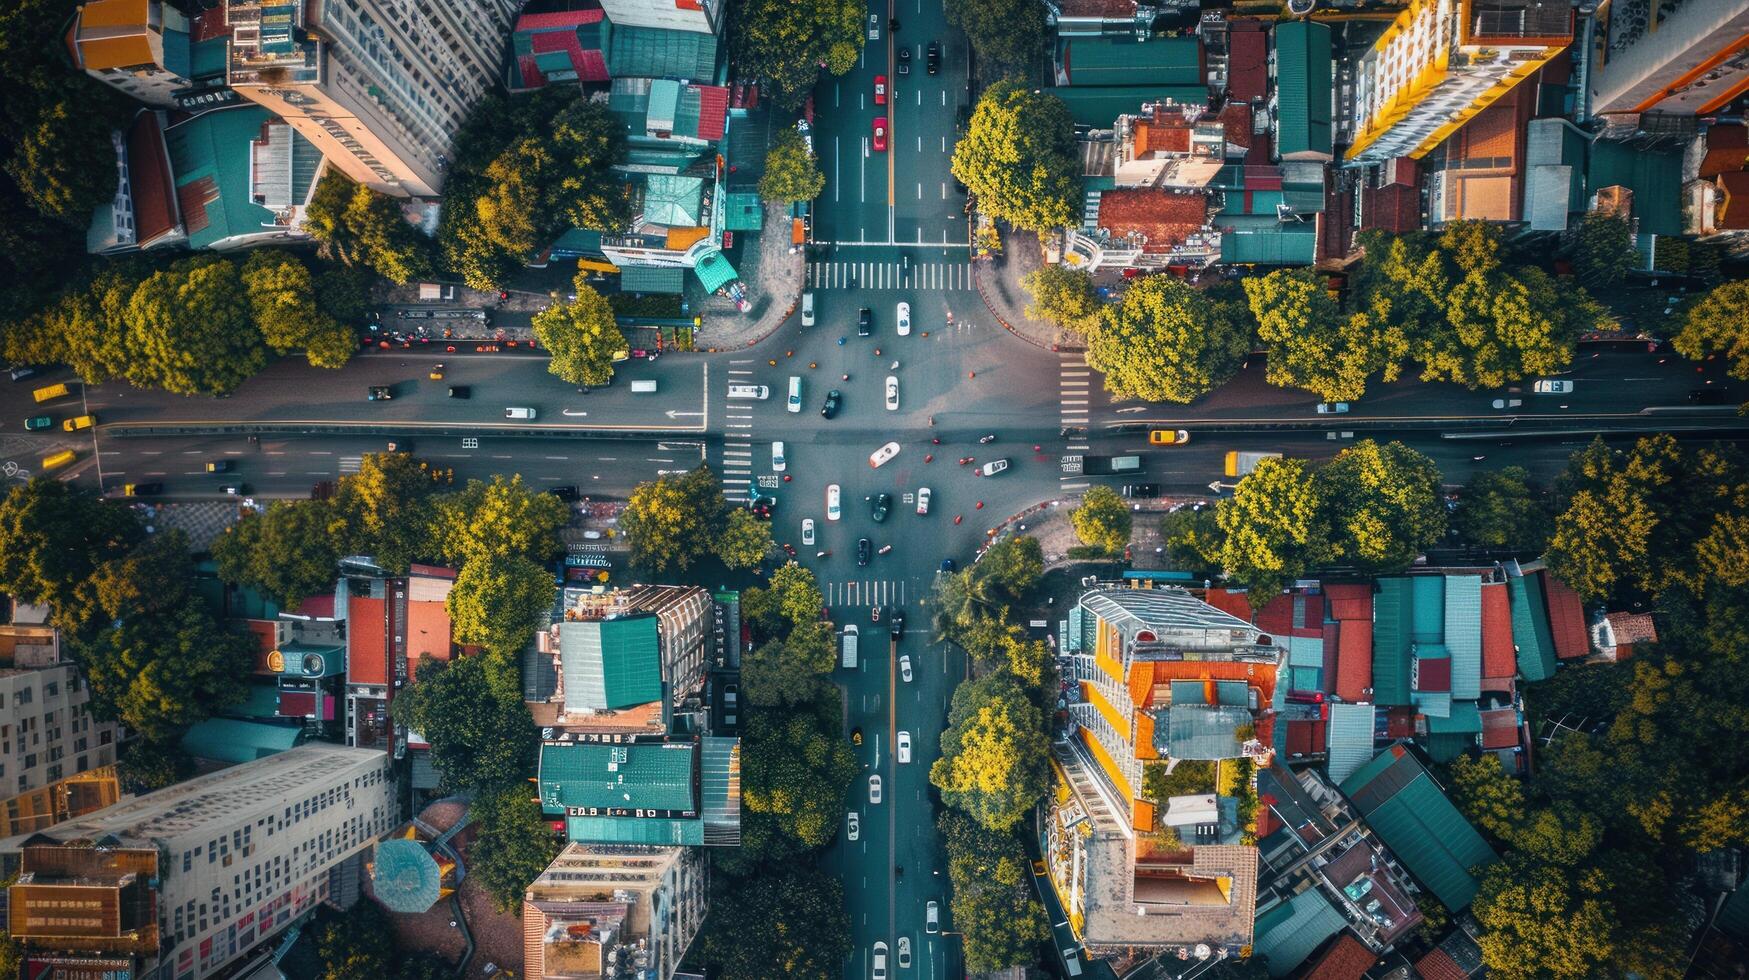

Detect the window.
[
  {"left": 15, "top": 688, "right": 29, "bottom": 705},
  {"left": 43, "top": 682, "right": 57, "bottom": 698}
]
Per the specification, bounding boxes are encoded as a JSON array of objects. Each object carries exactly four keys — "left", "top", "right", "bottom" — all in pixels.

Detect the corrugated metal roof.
[
  {"left": 180, "top": 718, "right": 305, "bottom": 764},
  {"left": 1171, "top": 679, "right": 1207, "bottom": 705},
  {"left": 1409, "top": 577, "right": 1445, "bottom": 643},
  {"left": 1163, "top": 704, "right": 1252, "bottom": 760},
  {"left": 1325, "top": 702, "right": 1375, "bottom": 785},
  {"left": 1336, "top": 618, "right": 1373, "bottom": 703},
  {"left": 1442, "top": 576, "right": 1482, "bottom": 700},
  {"left": 693, "top": 247, "right": 738, "bottom": 293},
  {"left": 620, "top": 264, "right": 687, "bottom": 294},
  {"left": 1509, "top": 574, "right": 1556, "bottom": 682},
  {"left": 1479, "top": 582, "right": 1515, "bottom": 679},
  {"left": 566, "top": 813, "right": 703, "bottom": 846},
  {"left": 1426, "top": 701, "right": 1481, "bottom": 735},
  {"left": 1051, "top": 85, "right": 1210, "bottom": 127},
  {"left": 1422, "top": 732, "right": 1476, "bottom": 764},
  {"left": 539, "top": 740, "right": 696, "bottom": 812},
  {"left": 1372, "top": 578, "right": 1414, "bottom": 705},
  {"left": 1587, "top": 140, "right": 1682, "bottom": 237},
  {"left": 1289, "top": 634, "right": 1325, "bottom": 668},
  {"left": 1219, "top": 214, "right": 1318, "bottom": 264},
  {"left": 608, "top": 24, "right": 717, "bottom": 81},
  {"left": 1541, "top": 574, "right": 1590, "bottom": 659},
  {"left": 1271, "top": 21, "right": 1333, "bottom": 160},
  {"left": 559, "top": 616, "right": 663, "bottom": 712},
  {"left": 163, "top": 104, "right": 280, "bottom": 249},
  {"left": 1062, "top": 36, "right": 1202, "bottom": 87},
  {"left": 1340, "top": 746, "right": 1498, "bottom": 911},
  {"left": 1254, "top": 889, "right": 1346, "bottom": 978},
  {"left": 699, "top": 736, "right": 742, "bottom": 846}
]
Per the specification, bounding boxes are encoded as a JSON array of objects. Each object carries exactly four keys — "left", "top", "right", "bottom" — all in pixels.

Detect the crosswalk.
[
  {"left": 808, "top": 260, "right": 972, "bottom": 291},
  {"left": 721, "top": 362, "right": 757, "bottom": 501},
  {"left": 1060, "top": 353, "right": 1094, "bottom": 490},
  {"left": 339, "top": 456, "right": 363, "bottom": 474},
  {"left": 824, "top": 578, "right": 916, "bottom": 608}
]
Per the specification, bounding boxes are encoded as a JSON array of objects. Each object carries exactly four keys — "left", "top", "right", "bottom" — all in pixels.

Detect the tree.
[
  {"left": 715, "top": 508, "right": 774, "bottom": 570},
  {"left": 303, "top": 172, "right": 432, "bottom": 284},
  {"left": 620, "top": 466, "right": 727, "bottom": 574},
  {"left": 930, "top": 672, "right": 1050, "bottom": 831},
  {"left": 1452, "top": 466, "right": 1552, "bottom": 552},
  {"left": 1086, "top": 275, "right": 1250, "bottom": 402},
  {"left": 446, "top": 558, "right": 554, "bottom": 657},
  {"left": 1022, "top": 265, "right": 1100, "bottom": 333},
  {"left": 956, "top": 613, "right": 1051, "bottom": 689},
  {"left": 697, "top": 866, "right": 851, "bottom": 980},
  {"left": 946, "top": 0, "right": 1049, "bottom": 79},
  {"left": 433, "top": 474, "right": 569, "bottom": 566},
  {"left": 743, "top": 634, "right": 837, "bottom": 707},
  {"left": 239, "top": 250, "right": 354, "bottom": 369},
  {"left": 1144, "top": 759, "right": 1215, "bottom": 804},
  {"left": 390, "top": 654, "right": 538, "bottom": 794},
  {"left": 1244, "top": 269, "right": 1405, "bottom": 401},
  {"left": 766, "top": 562, "right": 827, "bottom": 628},
  {"left": 1564, "top": 212, "right": 1635, "bottom": 291},
  {"left": 5, "top": 97, "right": 124, "bottom": 223},
  {"left": 122, "top": 259, "right": 266, "bottom": 396},
  {"left": 77, "top": 597, "right": 252, "bottom": 742},
  {"left": 467, "top": 787, "right": 561, "bottom": 914},
  {"left": 1071, "top": 486, "right": 1133, "bottom": 555},
  {"left": 757, "top": 127, "right": 825, "bottom": 204},
  {"left": 1472, "top": 856, "right": 1616, "bottom": 980},
  {"left": 531, "top": 281, "right": 626, "bottom": 387},
  {"left": 938, "top": 812, "right": 1049, "bottom": 972},
  {"left": 1161, "top": 507, "right": 1220, "bottom": 569},
  {"left": 312, "top": 901, "right": 450, "bottom": 980},
  {"left": 930, "top": 568, "right": 999, "bottom": 638},
  {"left": 1544, "top": 437, "right": 1674, "bottom": 601},
  {"left": 89, "top": 530, "right": 193, "bottom": 622},
  {"left": 213, "top": 500, "right": 344, "bottom": 608},
  {"left": 331, "top": 452, "right": 440, "bottom": 573},
  {"left": 1447, "top": 754, "right": 1527, "bottom": 845},
  {"left": 1210, "top": 456, "right": 1331, "bottom": 598},
  {"left": 116, "top": 739, "right": 194, "bottom": 794},
  {"left": 0, "top": 478, "right": 143, "bottom": 634},
  {"left": 1672, "top": 280, "right": 1749, "bottom": 382},
  {"left": 733, "top": 695, "right": 858, "bottom": 868},
  {"left": 978, "top": 535, "right": 1044, "bottom": 600},
  {"left": 951, "top": 82, "right": 1079, "bottom": 233},
  {"left": 728, "top": 0, "right": 863, "bottom": 110},
  {"left": 1316, "top": 440, "right": 1446, "bottom": 574}
]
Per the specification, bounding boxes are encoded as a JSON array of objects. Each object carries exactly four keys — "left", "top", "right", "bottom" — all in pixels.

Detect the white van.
[
  {"left": 787, "top": 376, "right": 802, "bottom": 413},
  {"left": 631, "top": 379, "right": 657, "bottom": 393},
  {"left": 505, "top": 406, "right": 537, "bottom": 419},
  {"left": 727, "top": 383, "right": 769, "bottom": 400},
  {"left": 801, "top": 291, "right": 815, "bottom": 326}
]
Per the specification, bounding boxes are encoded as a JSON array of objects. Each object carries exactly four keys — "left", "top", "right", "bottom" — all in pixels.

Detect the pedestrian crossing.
[
  {"left": 824, "top": 578, "right": 917, "bottom": 608},
  {"left": 721, "top": 363, "right": 757, "bottom": 502},
  {"left": 1060, "top": 353, "right": 1094, "bottom": 490},
  {"left": 808, "top": 260, "right": 972, "bottom": 291},
  {"left": 339, "top": 456, "right": 363, "bottom": 474}
]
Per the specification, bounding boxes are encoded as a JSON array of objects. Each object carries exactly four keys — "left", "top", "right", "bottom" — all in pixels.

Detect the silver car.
[{"left": 872, "top": 942, "right": 888, "bottom": 980}]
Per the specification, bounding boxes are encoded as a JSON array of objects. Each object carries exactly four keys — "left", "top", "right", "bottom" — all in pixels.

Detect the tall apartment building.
[
  {"left": 5, "top": 743, "right": 396, "bottom": 980},
  {"left": 521, "top": 843, "right": 708, "bottom": 980},
  {"left": 1346, "top": 0, "right": 1573, "bottom": 166},
  {"left": 0, "top": 621, "right": 123, "bottom": 836},
  {"left": 1587, "top": 0, "right": 1749, "bottom": 121},
  {"left": 223, "top": 0, "right": 520, "bottom": 198},
  {"left": 1046, "top": 586, "right": 1281, "bottom": 956}
]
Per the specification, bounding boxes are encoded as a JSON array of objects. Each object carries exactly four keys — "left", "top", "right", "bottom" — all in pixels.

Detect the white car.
[
  {"left": 916, "top": 487, "right": 931, "bottom": 515},
  {"left": 925, "top": 901, "right": 939, "bottom": 934},
  {"left": 899, "top": 654, "right": 913, "bottom": 683},
  {"left": 802, "top": 517, "right": 815, "bottom": 546},
  {"left": 897, "top": 730, "right": 912, "bottom": 763},
  {"left": 802, "top": 291, "right": 815, "bottom": 326},
  {"left": 1315, "top": 402, "right": 1350, "bottom": 414},
  {"left": 897, "top": 937, "right": 911, "bottom": 969},
  {"left": 979, "top": 458, "right": 1010, "bottom": 477},
  {"left": 872, "top": 942, "right": 888, "bottom": 980},
  {"left": 827, "top": 484, "right": 842, "bottom": 521},
  {"left": 869, "top": 441, "right": 901, "bottom": 468},
  {"left": 885, "top": 375, "right": 899, "bottom": 411},
  {"left": 897, "top": 301, "right": 911, "bottom": 336},
  {"left": 1533, "top": 379, "right": 1574, "bottom": 394},
  {"left": 787, "top": 376, "right": 802, "bottom": 413},
  {"left": 847, "top": 810, "right": 860, "bottom": 841},
  {"left": 869, "top": 774, "right": 882, "bottom": 804},
  {"left": 772, "top": 441, "right": 787, "bottom": 472}
]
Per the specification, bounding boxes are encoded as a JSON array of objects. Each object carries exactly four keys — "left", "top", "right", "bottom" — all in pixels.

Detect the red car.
[
  {"left": 872, "top": 116, "right": 888, "bottom": 152},
  {"left": 874, "top": 75, "right": 887, "bottom": 106}
]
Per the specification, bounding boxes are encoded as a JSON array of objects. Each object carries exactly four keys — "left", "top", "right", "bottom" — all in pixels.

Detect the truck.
[
  {"left": 1223, "top": 451, "right": 1282, "bottom": 478},
  {"left": 1062, "top": 454, "right": 1143, "bottom": 476},
  {"left": 841, "top": 625, "right": 859, "bottom": 669}
]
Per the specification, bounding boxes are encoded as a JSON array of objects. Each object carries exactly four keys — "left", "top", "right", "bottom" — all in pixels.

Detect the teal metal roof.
[
  {"left": 1050, "top": 86, "right": 1210, "bottom": 127},
  {"left": 1160, "top": 704, "right": 1251, "bottom": 760},
  {"left": 1426, "top": 701, "right": 1482, "bottom": 735},
  {"left": 1219, "top": 215, "right": 1317, "bottom": 265},
  {"left": 566, "top": 813, "right": 703, "bottom": 845},
  {"left": 162, "top": 104, "right": 279, "bottom": 250},
  {"left": 538, "top": 740, "right": 697, "bottom": 812},
  {"left": 559, "top": 615, "right": 663, "bottom": 713},
  {"left": 1509, "top": 575, "right": 1556, "bottom": 682},
  {"left": 1061, "top": 37, "right": 1202, "bottom": 87},
  {"left": 180, "top": 718, "right": 305, "bottom": 764},
  {"left": 1271, "top": 22, "right": 1333, "bottom": 160},
  {"left": 1373, "top": 579, "right": 1414, "bottom": 705},
  {"left": 1442, "top": 576, "right": 1482, "bottom": 701},
  {"left": 1216, "top": 680, "right": 1250, "bottom": 707},
  {"left": 1325, "top": 702, "right": 1375, "bottom": 786},
  {"left": 371, "top": 839, "right": 444, "bottom": 914},
  {"left": 1288, "top": 635, "right": 1324, "bottom": 668},
  {"left": 699, "top": 736, "right": 743, "bottom": 846},
  {"left": 723, "top": 191, "right": 763, "bottom": 232},
  {"left": 233, "top": 683, "right": 283, "bottom": 718},
  {"left": 1718, "top": 876, "right": 1749, "bottom": 941},
  {"left": 643, "top": 174, "right": 705, "bottom": 227},
  {"left": 1410, "top": 576, "right": 1445, "bottom": 644},
  {"left": 1291, "top": 664, "right": 1323, "bottom": 691},
  {"left": 550, "top": 228, "right": 604, "bottom": 258},
  {"left": 1587, "top": 140, "right": 1681, "bottom": 237},
  {"left": 693, "top": 247, "right": 738, "bottom": 293},
  {"left": 1341, "top": 746, "right": 1499, "bottom": 911},
  {"left": 190, "top": 37, "right": 228, "bottom": 81},
  {"left": 620, "top": 265, "right": 687, "bottom": 294},
  {"left": 1423, "top": 732, "right": 1476, "bottom": 764},
  {"left": 1170, "top": 679, "right": 1207, "bottom": 705},
  {"left": 609, "top": 25, "right": 718, "bottom": 81},
  {"left": 1254, "top": 889, "right": 1346, "bottom": 978}
]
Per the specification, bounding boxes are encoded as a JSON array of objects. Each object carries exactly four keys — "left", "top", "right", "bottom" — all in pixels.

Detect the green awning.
[
  {"left": 693, "top": 247, "right": 738, "bottom": 293},
  {"left": 620, "top": 265, "right": 687, "bottom": 294}
]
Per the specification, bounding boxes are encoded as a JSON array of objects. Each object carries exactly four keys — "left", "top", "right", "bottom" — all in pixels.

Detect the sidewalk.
[
  {"left": 970, "top": 228, "right": 1085, "bottom": 353},
  {"left": 981, "top": 494, "right": 1209, "bottom": 570},
  {"left": 693, "top": 202, "right": 807, "bottom": 351}
]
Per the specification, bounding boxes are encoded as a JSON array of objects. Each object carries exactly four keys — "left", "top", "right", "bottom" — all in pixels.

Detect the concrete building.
[
  {"left": 5, "top": 743, "right": 395, "bottom": 980},
  {"left": 69, "top": 0, "right": 208, "bottom": 108},
  {"left": 521, "top": 843, "right": 708, "bottom": 980},
  {"left": 529, "top": 584, "right": 713, "bottom": 734},
  {"left": 1044, "top": 585, "right": 1280, "bottom": 957},
  {"left": 223, "top": 0, "right": 521, "bottom": 198},
  {"left": 1346, "top": 0, "right": 1572, "bottom": 166},
  {"left": 0, "top": 620, "right": 123, "bottom": 836},
  {"left": 1587, "top": 0, "right": 1749, "bottom": 121},
  {"left": 344, "top": 563, "right": 459, "bottom": 759}
]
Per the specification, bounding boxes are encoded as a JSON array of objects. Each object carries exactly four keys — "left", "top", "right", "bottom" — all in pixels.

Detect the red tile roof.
[
  {"left": 1296, "top": 593, "right": 1325, "bottom": 636},
  {"left": 1286, "top": 718, "right": 1327, "bottom": 757},
  {"left": 1095, "top": 188, "right": 1208, "bottom": 254},
  {"left": 1606, "top": 611, "right": 1658, "bottom": 648},
  {"left": 1363, "top": 182, "right": 1421, "bottom": 233},
  {"left": 1203, "top": 588, "right": 1256, "bottom": 621},
  {"left": 1700, "top": 124, "right": 1749, "bottom": 179},
  {"left": 1058, "top": 0, "right": 1137, "bottom": 16},
  {"left": 192, "top": 7, "right": 231, "bottom": 42},
  {"left": 1416, "top": 656, "right": 1451, "bottom": 692},
  {"left": 1133, "top": 119, "right": 1193, "bottom": 155},
  {"left": 1218, "top": 102, "right": 1253, "bottom": 149},
  {"left": 516, "top": 54, "right": 547, "bottom": 90},
  {"left": 1480, "top": 707, "right": 1520, "bottom": 750},
  {"left": 128, "top": 111, "right": 177, "bottom": 247},
  {"left": 515, "top": 8, "right": 605, "bottom": 31},
  {"left": 1305, "top": 933, "right": 1377, "bottom": 980},
  {"left": 279, "top": 691, "right": 316, "bottom": 717},
  {"left": 1255, "top": 592, "right": 1295, "bottom": 637},
  {"left": 1245, "top": 130, "right": 1273, "bottom": 166},
  {"left": 1415, "top": 947, "right": 1469, "bottom": 980},
  {"left": 1480, "top": 582, "right": 1515, "bottom": 679},
  {"left": 406, "top": 600, "right": 453, "bottom": 674},
  {"left": 1227, "top": 21, "right": 1269, "bottom": 103},
  {"left": 408, "top": 564, "right": 458, "bottom": 580},
  {"left": 295, "top": 593, "right": 335, "bottom": 619},
  {"left": 347, "top": 595, "right": 389, "bottom": 686},
  {"left": 694, "top": 85, "right": 730, "bottom": 140},
  {"left": 1540, "top": 573, "right": 1590, "bottom": 659},
  {"left": 1321, "top": 183, "right": 1353, "bottom": 262},
  {"left": 1336, "top": 618, "right": 1373, "bottom": 703},
  {"left": 1717, "top": 170, "right": 1749, "bottom": 230}
]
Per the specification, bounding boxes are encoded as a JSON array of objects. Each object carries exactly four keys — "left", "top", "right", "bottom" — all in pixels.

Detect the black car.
[
  {"left": 448, "top": 385, "right": 471, "bottom": 399},
  {"left": 926, "top": 40, "right": 940, "bottom": 74},
  {"left": 890, "top": 610, "right": 905, "bottom": 639},
  {"left": 1122, "top": 484, "right": 1161, "bottom": 499},
  {"left": 822, "top": 389, "right": 842, "bottom": 418},
  {"left": 871, "top": 492, "right": 891, "bottom": 523},
  {"left": 857, "top": 537, "right": 872, "bottom": 566},
  {"left": 548, "top": 485, "right": 580, "bottom": 501},
  {"left": 367, "top": 385, "right": 392, "bottom": 401},
  {"left": 858, "top": 307, "right": 872, "bottom": 337}
]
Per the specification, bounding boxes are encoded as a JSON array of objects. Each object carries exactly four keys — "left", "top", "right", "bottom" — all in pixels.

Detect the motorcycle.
[
  {"left": 816, "top": 550, "right": 831, "bottom": 558},
  {"left": 878, "top": 544, "right": 893, "bottom": 555},
  {"left": 958, "top": 457, "right": 974, "bottom": 466},
  {"left": 978, "top": 434, "right": 997, "bottom": 444}
]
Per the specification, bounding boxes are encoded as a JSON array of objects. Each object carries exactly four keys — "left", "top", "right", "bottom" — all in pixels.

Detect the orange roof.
[
  {"left": 1130, "top": 657, "right": 1276, "bottom": 705},
  {"left": 1304, "top": 933, "right": 1376, "bottom": 980},
  {"left": 665, "top": 226, "right": 711, "bottom": 250},
  {"left": 1480, "top": 582, "right": 1515, "bottom": 679},
  {"left": 405, "top": 600, "right": 453, "bottom": 672},
  {"left": 1133, "top": 119, "right": 1191, "bottom": 155},
  {"left": 1700, "top": 124, "right": 1749, "bottom": 179},
  {"left": 1541, "top": 573, "right": 1590, "bottom": 660},
  {"left": 77, "top": 34, "right": 154, "bottom": 70},
  {"left": 1202, "top": 588, "right": 1255, "bottom": 621},
  {"left": 1096, "top": 189, "right": 1207, "bottom": 253},
  {"left": 347, "top": 595, "right": 389, "bottom": 686},
  {"left": 79, "top": 0, "right": 150, "bottom": 29},
  {"left": 1335, "top": 618, "right": 1372, "bottom": 703},
  {"left": 1718, "top": 171, "right": 1749, "bottom": 230}
]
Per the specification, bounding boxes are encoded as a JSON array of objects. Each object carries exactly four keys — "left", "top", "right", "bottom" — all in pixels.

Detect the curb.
[{"left": 969, "top": 259, "right": 1087, "bottom": 355}]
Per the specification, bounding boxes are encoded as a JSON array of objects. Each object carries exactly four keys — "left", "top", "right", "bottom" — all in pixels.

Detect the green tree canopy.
[
  {"left": 389, "top": 653, "right": 537, "bottom": 795},
  {"left": 446, "top": 557, "right": 554, "bottom": 657},
  {"left": 697, "top": 866, "right": 851, "bottom": 980},
  {"left": 978, "top": 534, "right": 1044, "bottom": 600},
  {"left": 1086, "top": 275, "right": 1250, "bottom": 402},
  {"left": 76, "top": 597, "right": 251, "bottom": 743},
  {"left": 951, "top": 81, "right": 1079, "bottom": 233},
  {"left": 466, "top": 787, "right": 561, "bottom": 914},
  {"left": 1563, "top": 212, "right": 1635, "bottom": 291},
  {"left": 122, "top": 258, "right": 267, "bottom": 395},
  {"left": 116, "top": 739, "right": 195, "bottom": 795},
  {"left": 212, "top": 500, "right": 343, "bottom": 609},
  {"left": 1315, "top": 440, "right": 1446, "bottom": 574},
  {"left": 1211, "top": 456, "right": 1331, "bottom": 598},
  {"left": 732, "top": 693, "right": 858, "bottom": 869},
  {"left": 1022, "top": 265, "right": 1100, "bottom": 333},
  {"left": 1672, "top": 279, "right": 1749, "bottom": 383},
  {"left": 303, "top": 171, "right": 433, "bottom": 284},
  {"left": 1452, "top": 466, "right": 1553, "bottom": 552},
  {"left": 1473, "top": 856, "right": 1615, "bottom": 980},
  {"left": 531, "top": 281, "right": 626, "bottom": 387},
  {"left": 930, "top": 671, "right": 1050, "bottom": 831},
  {"left": 939, "top": 812, "right": 1049, "bottom": 972},
  {"left": 946, "top": 0, "right": 1049, "bottom": 80},
  {"left": 620, "top": 465, "right": 728, "bottom": 574},
  {"left": 331, "top": 452, "right": 440, "bottom": 573},
  {"left": 433, "top": 473, "right": 569, "bottom": 566},
  {"left": 757, "top": 127, "right": 825, "bottom": 204},
  {"left": 1071, "top": 485, "right": 1133, "bottom": 555},
  {"left": 89, "top": 529, "right": 193, "bottom": 623},
  {"left": 728, "top": 0, "right": 863, "bottom": 111},
  {"left": 0, "top": 478, "right": 144, "bottom": 634},
  {"left": 715, "top": 508, "right": 774, "bottom": 570},
  {"left": 1161, "top": 506, "right": 1220, "bottom": 570},
  {"left": 240, "top": 249, "right": 355, "bottom": 369},
  {"left": 312, "top": 901, "right": 451, "bottom": 980},
  {"left": 1244, "top": 268, "right": 1405, "bottom": 401},
  {"left": 742, "top": 630, "right": 838, "bottom": 708}
]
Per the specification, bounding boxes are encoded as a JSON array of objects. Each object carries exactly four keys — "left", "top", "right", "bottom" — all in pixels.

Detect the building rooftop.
[
  {"left": 1340, "top": 746, "right": 1498, "bottom": 911},
  {"left": 1060, "top": 36, "right": 1201, "bottom": 88},
  {"left": 539, "top": 740, "right": 698, "bottom": 814},
  {"left": 558, "top": 615, "right": 663, "bottom": 714},
  {"left": 1272, "top": 21, "right": 1333, "bottom": 161},
  {"left": 1079, "top": 836, "right": 1258, "bottom": 950},
  {"left": 1253, "top": 888, "right": 1345, "bottom": 977}
]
